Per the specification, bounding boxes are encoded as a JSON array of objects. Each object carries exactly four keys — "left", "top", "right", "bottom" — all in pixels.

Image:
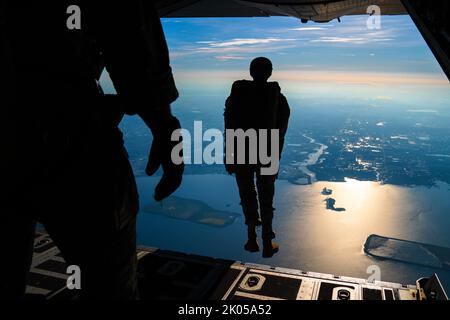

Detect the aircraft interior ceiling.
[{"left": 156, "top": 0, "right": 406, "bottom": 21}]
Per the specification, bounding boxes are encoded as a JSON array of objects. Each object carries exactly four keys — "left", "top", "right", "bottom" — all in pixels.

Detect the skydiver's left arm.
[{"left": 278, "top": 94, "right": 291, "bottom": 141}]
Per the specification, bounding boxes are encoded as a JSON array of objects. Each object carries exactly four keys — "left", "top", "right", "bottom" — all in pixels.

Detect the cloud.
[
  {"left": 407, "top": 109, "right": 439, "bottom": 114},
  {"left": 295, "top": 21, "right": 398, "bottom": 46},
  {"left": 289, "top": 27, "right": 328, "bottom": 31},
  {"left": 375, "top": 96, "right": 392, "bottom": 100},
  {"left": 215, "top": 55, "right": 247, "bottom": 61},
  {"left": 371, "top": 38, "right": 395, "bottom": 42},
  {"left": 310, "top": 36, "right": 366, "bottom": 44},
  {"left": 179, "top": 37, "right": 298, "bottom": 56},
  {"left": 288, "top": 24, "right": 334, "bottom": 31},
  {"left": 197, "top": 37, "right": 295, "bottom": 48},
  {"left": 309, "top": 35, "right": 394, "bottom": 45}
]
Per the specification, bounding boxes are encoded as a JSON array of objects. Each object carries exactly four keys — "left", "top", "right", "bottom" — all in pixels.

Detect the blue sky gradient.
[
  {"left": 102, "top": 15, "right": 450, "bottom": 109},
  {"left": 163, "top": 15, "right": 444, "bottom": 75}
]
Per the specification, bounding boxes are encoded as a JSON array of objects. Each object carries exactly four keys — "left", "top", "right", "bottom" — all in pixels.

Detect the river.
[{"left": 296, "top": 134, "right": 328, "bottom": 183}]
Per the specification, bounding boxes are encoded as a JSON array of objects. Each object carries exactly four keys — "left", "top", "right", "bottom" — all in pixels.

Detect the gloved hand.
[{"left": 145, "top": 113, "right": 184, "bottom": 202}]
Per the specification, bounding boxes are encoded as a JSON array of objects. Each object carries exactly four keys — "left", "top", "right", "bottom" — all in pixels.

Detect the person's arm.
[
  {"left": 277, "top": 93, "right": 290, "bottom": 161},
  {"left": 224, "top": 81, "right": 242, "bottom": 130},
  {"left": 89, "top": 1, "right": 183, "bottom": 201},
  {"left": 224, "top": 96, "right": 232, "bottom": 131},
  {"left": 278, "top": 94, "right": 290, "bottom": 140},
  {"left": 223, "top": 83, "right": 238, "bottom": 175},
  {"left": 88, "top": 1, "right": 178, "bottom": 113}
]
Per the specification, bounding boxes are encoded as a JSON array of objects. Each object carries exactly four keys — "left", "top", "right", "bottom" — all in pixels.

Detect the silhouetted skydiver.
[
  {"left": 224, "top": 57, "right": 290, "bottom": 258},
  {"left": 0, "top": 1, "right": 183, "bottom": 299}
]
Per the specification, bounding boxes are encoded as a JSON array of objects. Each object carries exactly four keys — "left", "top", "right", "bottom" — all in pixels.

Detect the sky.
[
  {"left": 163, "top": 15, "right": 445, "bottom": 76},
  {"left": 102, "top": 14, "right": 450, "bottom": 109}
]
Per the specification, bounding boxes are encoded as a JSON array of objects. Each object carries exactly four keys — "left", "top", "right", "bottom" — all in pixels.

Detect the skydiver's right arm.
[
  {"left": 89, "top": 1, "right": 178, "bottom": 116},
  {"left": 88, "top": 1, "right": 183, "bottom": 201}
]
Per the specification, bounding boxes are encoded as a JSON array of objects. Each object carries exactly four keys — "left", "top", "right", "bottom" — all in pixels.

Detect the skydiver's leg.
[
  {"left": 235, "top": 167, "right": 259, "bottom": 226},
  {"left": 256, "top": 173, "right": 275, "bottom": 225},
  {"left": 235, "top": 167, "right": 260, "bottom": 252},
  {"left": 256, "top": 173, "right": 278, "bottom": 258}
]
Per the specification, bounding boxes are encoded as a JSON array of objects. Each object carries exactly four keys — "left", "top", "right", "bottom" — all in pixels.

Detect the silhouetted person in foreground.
[
  {"left": 1, "top": 2, "right": 183, "bottom": 299},
  {"left": 224, "top": 57, "right": 290, "bottom": 258}
]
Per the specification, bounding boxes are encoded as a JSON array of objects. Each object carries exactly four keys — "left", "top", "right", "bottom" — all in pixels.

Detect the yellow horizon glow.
[{"left": 173, "top": 69, "right": 449, "bottom": 87}]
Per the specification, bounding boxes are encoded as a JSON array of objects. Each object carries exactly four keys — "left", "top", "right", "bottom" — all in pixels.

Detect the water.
[
  {"left": 136, "top": 174, "right": 450, "bottom": 292},
  {"left": 297, "top": 134, "right": 328, "bottom": 183}
]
